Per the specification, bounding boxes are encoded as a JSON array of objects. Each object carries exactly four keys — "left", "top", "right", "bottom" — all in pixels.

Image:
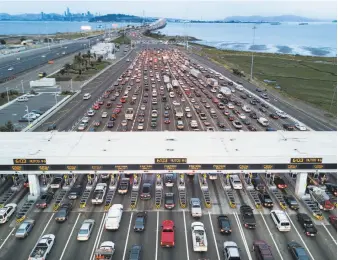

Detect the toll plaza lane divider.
[
  {"left": 23, "top": 49, "right": 133, "bottom": 132},
  {"left": 104, "top": 174, "right": 119, "bottom": 212},
  {"left": 154, "top": 174, "right": 163, "bottom": 209},
  {"left": 178, "top": 173, "right": 187, "bottom": 208},
  {"left": 199, "top": 173, "right": 212, "bottom": 208}
]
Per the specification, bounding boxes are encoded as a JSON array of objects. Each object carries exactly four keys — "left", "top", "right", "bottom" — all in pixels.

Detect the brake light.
[
  {"left": 245, "top": 224, "right": 248, "bottom": 227},
  {"left": 306, "top": 232, "right": 310, "bottom": 235}
]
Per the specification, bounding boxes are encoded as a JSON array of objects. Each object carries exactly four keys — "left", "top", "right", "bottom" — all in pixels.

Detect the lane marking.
[
  {"left": 233, "top": 212, "right": 253, "bottom": 260},
  {"left": 286, "top": 212, "right": 315, "bottom": 260},
  {"left": 182, "top": 210, "right": 190, "bottom": 260},
  {"left": 40, "top": 213, "right": 55, "bottom": 237},
  {"left": 122, "top": 212, "right": 133, "bottom": 260},
  {"left": 89, "top": 212, "right": 106, "bottom": 260},
  {"left": 154, "top": 210, "right": 159, "bottom": 260},
  {"left": 259, "top": 212, "right": 284, "bottom": 260},
  {"left": 0, "top": 228, "right": 15, "bottom": 250},
  {"left": 321, "top": 223, "right": 337, "bottom": 245},
  {"left": 59, "top": 213, "right": 81, "bottom": 260},
  {"left": 208, "top": 211, "right": 221, "bottom": 260}
]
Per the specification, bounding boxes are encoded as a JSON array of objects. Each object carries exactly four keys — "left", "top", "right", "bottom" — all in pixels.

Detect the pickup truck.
[
  {"left": 118, "top": 178, "right": 130, "bottom": 195},
  {"left": 28, "top": 234, "right": 55, "bottom": 260},
  {"left": 240, "top": 205, "right": 256, "bottom": 229},
  {"left": 92, "top": 183, "right": 107, "bottom": 205},
  {"left": 95, "top": 241, "right": 115, "bottom": 260},
  {"left": 191, "top": 222, "right": 207, "bottom": 252},
  {"left": 190, "top": 198, "right": 202, "bottom": 218},
  {"left": 161, "top": 220, "right": 175, "bottom": 247}
]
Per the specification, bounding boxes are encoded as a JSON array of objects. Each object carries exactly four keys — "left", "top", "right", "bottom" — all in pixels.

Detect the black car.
[
  {"left": 297, "top": 213, "right": 317, "bottom": 236},
  {"left": 217, "top": 215, "right": 232, "bottom": 234},
  {"left": 134, "top": 212, "right": 147, "bottom": 232},
  {"left": 240, "top": 94, "right": 247, "bottom": 99},
  {"left": 47, "top": 124, "right": 56, "bottom": 131},
  {"left": 129, "top": 245, "right": 142, "bottom": 260},
  {"left": 68, "top": 184, "right": 84, "bottom": 200},
  {"left": 55, "top": 203, "right": 72, "bottom": 222},
  {"left": 248, "top": 125, "right": 257, "bottom": 131},
  {"left": 259, "top": 107, "right": 267, "bottom": 113},
  {"left": 252, "top": 178, "right": 265, "bottom": 192},
  {"left": 287, "top": 241, "right": 310, "bottom": 260},
  {"left": 256, "top": 88, "right": 263, "bottom": 92},
  {"left": 240, "top": 205, "right": 256, "bottom": 229},
  {"left": 250, "top": 112, "right": 258, "bottom": 119},
  {"left": 325, "top": 183, "right": 337, "bottom": 196},
  {"left": 258, "top": 192, "right": 274, "bottom": 208},
  {"left": 36, "top": 191, "right": 54, "bottom": 209},
  {"left": 283, "top": 124, "right": 295, "bottom": 131},
  {"left": 143, "top": 98, "right": 148, "bottom": 103},
  {"left": 140, "top": 183, "right": 151, "bottom": 200},
  {"left": 164, "top": 193, "right": 175, "bottom": 209},
  {"left": 242, "top": 118, "right": 251, "bottom": 125},
  {"left": 261, "top": 103, "right": 269, "bottom": 108},
  {"left": 218, "top": 121, "right": 225, "bottom": 128},
  {"left": 269, "top": 113, "right": 279, "bottom": 119},
  {"left": 283, "top": 195, "right": 299, "bottom": 210}
]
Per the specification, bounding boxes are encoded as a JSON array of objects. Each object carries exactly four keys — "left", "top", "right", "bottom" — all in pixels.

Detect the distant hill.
[
  {"left": 89, "top": 14, "right": 157, "bottom": 23},
  {"left": 223, "top": 15, "right": 322, "bottom": 22}
]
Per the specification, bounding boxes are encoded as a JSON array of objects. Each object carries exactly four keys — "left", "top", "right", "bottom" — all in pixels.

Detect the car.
[
  {"left": 248, "top": 125, "right": 257, "bottom": 131},
  {"left": 191, "top": 98, "right": 196, "bottom": 103},
  {"left": 107, "top": 122, "right": 114, "bottom": 128},
  {"left": 68, "top": 184, "right": 84, "bottom": 199},
  {"left": 55, "top": 202, "right": 72, "bottom": 222},
  {"left": 240, "top": 205, "right": 256, "bottom": 228},
  {"left": 297, "top": 213, "right": 317, "bottom": 236},
  {"left": 242, "top": 105, "right": 251, "bottom": 112},
  {"left": 232, "top": 120, "right": 242, "bottom": 129},
  {"left": 266, "top": 127, "right": 277, "bottom": 131},
  {"left": 77, "top": 122, "right": 88, "bottom": 131},
  {"left": 98, "top": 100, "right": 104, "bottom": 105},
  {"left": 121, "top": 120, "right": 128, "bottom": 126},
  {"left": 251, "top": 178, "right": 265, "bottom": 192},
  {"left": 36, "top": 192, "right": 54, "bottom": 209},
  {"left": 274, "top": 176, "right": 287, "bottom": 189},
  {"left": 129, "top": 245, "right": 142, "bottom": 260},
  {"left": 227, "top": 103, "right": 235, "bottom": 109},
  {"left": 283, "top": 195, "right": 299, "bottom": 210},
  {"left": 258, "top": 192, "right": 274, "bottom": 208},
  {"left": 177, "top": 120, "right": 184, "bottom": 130},
  {"left": 287, "top": 241, "right": 310, "bottom": 260},
  {"left": 253, "top": 240, "right": 274, "bottom": 259},
  {"left": 276, "top": 110, "right": 288, "bottom": 118},
  {"left": 261, "top": 103, "right": 269, "bottom": 108},
  {"left": 15, "top": 219, "right": 35, "bottom": 238},
  {"left": 0, "top": 203, "right": 17, "bottom": 224},
  {"left": 185, "top": 107, "right": 191, "bottom": 112},
  {"left": 77, "top": 219, "right": 95, "bottom": 241},
  {"left": 295, "top": 124, "right": 307, "bottom": 131},
  {"left": 160, "top": 220, "right": 175, "bottom": 247},
  {"left": 87, "top": 109, "right": 95, "bottom": 116},
  {"left": 250, "top": 112, "right": 258, "bottom": 119},
  {"left": 329, "top": 215, "right": 337, "bottom": 229},
  {"left": 164, "top": 193, "right": 175, "bottom": 209},
  {"left": 259, "top": 107, "right": 267, "bottom": 113},
  {"left": 270, "top": 113, "right": 279, "bottom": 119},
  {"left": 283, "top": 124, "right": 295, "bottom": 131},
  {"left": 134, "top": 212, "right": 147, "bottom": 232},
  {"left": 204, "top": 103, "right": 211, "bottom": 109},
  {"left": 223, "top": 241, "right": 240, "bottom": 259},
  {"left": 101, "top": 112, "right": 108, "bottom": 118},
  {"left": 137, "top": 123, "right": 144, "bottom": 130},
  {"left": 238, "top": 113, "right": 246, "bottom": 120},
  {"left": 201, "top": 98, "right": 207, "bottom": 103},
  {"left": 325, "top": 183, "right": 337, "bottom": 196},
  {"left": 8, "top": 67, "right": 14, "bottom": 71},
  {"left": 151, "top": 110, "right": 158, "bottom": 117},
  {"left": 140, "top": 183, "right": 151, "bottom": 200},
  {"left": 172, "top": 100, "right": 180, "bottom": 106},
  {"left": 47, "top": 124, "right": 56, "bottom": 131},
  {"left": 218, "top": 215, "right": 232, "bottom": 234},
  {"left": 17, "top": 96, "right": 28, "bottom": 102},
  {"left": 218, "top": 103, "right": 226, "bottom": 109}
]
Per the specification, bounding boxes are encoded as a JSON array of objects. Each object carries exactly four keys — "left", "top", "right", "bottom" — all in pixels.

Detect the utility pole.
[
  {"left": 21, "top": 80, "right": 24, "bottom": 94},
  {"left": 250, "top": 26, "right": 257, "bottom": 81}
]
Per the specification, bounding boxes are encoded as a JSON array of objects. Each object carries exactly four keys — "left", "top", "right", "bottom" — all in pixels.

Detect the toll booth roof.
[{"left": 0, "top": 132, "right": 336, "bottom": 165}]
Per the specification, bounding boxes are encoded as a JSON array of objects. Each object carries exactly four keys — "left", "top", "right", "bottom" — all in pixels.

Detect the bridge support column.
[
  {"left": 28, "top": 174, "right": 40, "bottom": 201},
  {"left": 294, "top": 172, "right": 308, "bottom": 197}
]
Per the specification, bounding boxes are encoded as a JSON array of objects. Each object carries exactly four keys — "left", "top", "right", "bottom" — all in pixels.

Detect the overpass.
[
  {"left": 0, "top": 131, "right": 336, "bottom": 200},
  {"left": 148, "top": 18, "right": 167, "bottom": 31}
]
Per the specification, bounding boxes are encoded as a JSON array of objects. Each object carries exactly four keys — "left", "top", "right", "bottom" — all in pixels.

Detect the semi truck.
[
  {"left": 91, "top": 183, "right": 107, "bottom": 205},
  {"left": 125, "top": 108, "right": 134, "bottom": 120},
  {"left": 219, "top": 87, "right": 232, "bottom": 97},
  {"left": 207, "top": 78, "right": 218, "bottom": 88},
  {"left": 28, "top": 234, "right": 55, "bottom": 260},
  {"left": 190, "top": 68, "right": 202, "bottom": 79},
  {"left": 191, "top": 222, "right": 208, "bottom": 252},
  {"left": 167, "top": 83, "right": 173, "bottom": 92}
]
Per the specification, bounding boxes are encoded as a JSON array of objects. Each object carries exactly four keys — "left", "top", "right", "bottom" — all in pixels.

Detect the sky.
[{"left": 0, "top": 0, "right": 336, "bottom": 20}]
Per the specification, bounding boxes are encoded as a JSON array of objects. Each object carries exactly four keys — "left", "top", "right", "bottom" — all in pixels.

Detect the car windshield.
[
  {"left": 17, "top": 229, "right": 25, "bottom": 233},
  {"left": 166, "top": 198, "right": 174, "bottom": 204},
  {"left": 78, "top": 229, "right": 88, "bottom": 234},
  {"left": 142, "top": 187, "right": 150, "bottom": 193},
  {"left": 135, "top": 217, "right": 144, "bottom": 224},
  {"left": 221, "top": 220, "right": 230, "bottom": 228}
]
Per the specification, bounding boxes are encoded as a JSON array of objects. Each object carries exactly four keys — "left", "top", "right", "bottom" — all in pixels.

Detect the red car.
[
  {"left": 161, "top": 220, "right": 175, "bottom": 247},
  {"left": 212, "top": 98, "right": 219, "bottom": 104},
  {"left": 116, "top": 103, "right": 123, "bottom": 108},
  {"left": 113, "top": 108, "right": 121, "bottom": 114},
  {"left": 274, "top": 176, "right": 287, "bottom": 189},
  {"left": 164, "top": 118, "right": 170, "bottom": 124},
  {"left": 228, "top": 115, "right": 235, "bottom": 121},
  {"left": 329, "top": 215, "right": 337, "bottom": 229},
  {"left": 94, "top": 121, "right": 101, "bottom": 127},
  {"left": 98, "top": 100, "right": 104, "bottom": 105},
  {"left": 120, "top": 97, "right": 126, "bottom": 103},
  {"left": 93, "top": 104, "right": 100, "bottom": 110},
  {"left": 223, "top": 110, "right": 230, "bottom": 116}
]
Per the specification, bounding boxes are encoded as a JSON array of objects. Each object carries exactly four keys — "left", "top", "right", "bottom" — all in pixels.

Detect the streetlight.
[
  {"left": 21, "top": 80, "right": 24, "bottom": 94},
  {"left": 25, "top": 105, "right": 30, "bottom": 125},
  {"left": 54, "top": 92, "right": 58, "bottom": 106},
  {"left": 250, "top": 26, "right": 257, "bottom": 81},
  {"left": 5, "top": 87, "right": 9, "bottom": 103}
]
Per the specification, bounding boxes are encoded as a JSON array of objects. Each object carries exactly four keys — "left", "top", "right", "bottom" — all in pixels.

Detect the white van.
[
  {"left": 270, "top": 210, "right": 291, "bottom": 232},
  {"left": 229, "top": 175, "right": 242, "bottom": 189},
  {"left": 83, "top": 93, "right": 91, "bottom": 100},
  {"left": 258, "top": 117, "right": 269, "bottom": 126},
  {"left": 105, "top": 204, "right": 123, "bottom": 230},
  {"left": 17, "top": 96, "right": 28, "bottom": 102}
]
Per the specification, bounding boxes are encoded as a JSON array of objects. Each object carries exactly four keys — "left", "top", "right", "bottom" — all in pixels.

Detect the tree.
[
  {"left": 78, "top": 69, "right": 82, "bottom": 75},
  {"left": 97, "top": 56, "right": 102, "bottom": 62},
  {"left": 60, "top": 69, "right": 65, "bottom": 75},
  {"left": 0, "top": 39, "right": 6, "bottom": 45},
  {"left": 5, "top": 121, "right": 14, "bottom": 132},
  {"left": 0, "top": 126, "right": 8, "bottom": 132},
  {"left": 64, "top": 63, "right": 71, "bottom": 71},
  {"left": 20, "top": 37, "right": 26, "bottom": 42}
]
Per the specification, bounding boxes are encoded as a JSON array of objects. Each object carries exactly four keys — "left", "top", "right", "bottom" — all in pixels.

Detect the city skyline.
[{"left": 0, "top": 1, "right": 336, "bottom": 20}]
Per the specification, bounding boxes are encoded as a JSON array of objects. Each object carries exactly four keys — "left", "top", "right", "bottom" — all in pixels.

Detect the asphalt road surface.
[{"left": 0, "top": 173, "right": 336, "bottom": 260}]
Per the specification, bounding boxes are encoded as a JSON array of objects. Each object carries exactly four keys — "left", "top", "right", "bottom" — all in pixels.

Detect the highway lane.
[
  {"left": 187, "top": 52, "right": 337, "bottom": 131},
  {"left": 0, "top": 36, "right": 104, "bottom": 81}
]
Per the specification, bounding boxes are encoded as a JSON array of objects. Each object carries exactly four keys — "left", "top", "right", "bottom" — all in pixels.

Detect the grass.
[
  {"left": 112, "top": 35, "right": 131, "bottom": 45},
  {"left": 144, "top": 31, "right": 200, "bottom": 42},
  {"left": 0, "top": 91, "right": 21, "bottom": 106},
  {"left": 191, "top": 44, "right": 337, "bottom": 114}
]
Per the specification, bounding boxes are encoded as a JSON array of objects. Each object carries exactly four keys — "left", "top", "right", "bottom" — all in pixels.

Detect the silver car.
[
  {"left": 77, "top": 219, "right": 95, "bottom": 241},
  {"left": 15, "top": 219, "right": 35, "bottom": 238}
]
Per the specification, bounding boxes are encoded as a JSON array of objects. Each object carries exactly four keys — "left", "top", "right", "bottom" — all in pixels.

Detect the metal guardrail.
[
  {"left": 220, "top": 174, "right": 237, "bottom": 208},
  {"left": 0, "top": 189, "right": 16, "bottom": 208},
  {"left": 154, "top": 174, "right": 163, "bottom": 209},
  {"left": 104, "top": 175, "right": 119, "bottom": 211},
  {"left": 178, "top": 174, "right": 187, "bottom": 208},
  {"left": 198, "top": 174, "right": 211, "bottom": 208},
  {"left": 16, "top": 199, "right": 35, "bottom": 223},
  {"left": 130, "top": 174, "right": 140, "bottom": 209},
  {"left": 302, "top": 194, "right": 324, "bottom": 220}
]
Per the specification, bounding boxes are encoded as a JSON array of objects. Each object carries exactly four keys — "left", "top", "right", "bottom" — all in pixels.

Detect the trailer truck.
[{"left": 190, "top": 68, "right": 202, "bottom": 79}]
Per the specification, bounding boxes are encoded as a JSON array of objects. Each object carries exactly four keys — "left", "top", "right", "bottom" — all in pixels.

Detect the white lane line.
[
  {"left": 155, "top": 210, "right": 159, "bottom": 260},
  {"left": 286, "top": 212, "right": 315, "bottom": 260},
  {"left": 122, "top": 212, "right": 134, "bottom": 260},
  {"left": 321, "top": 223, "right": 337, "bottom": 245},
  {"left": 41, "top": 213, "right": 55, "bottom": 237},
  {"left": 0, "top": 228, "right": 15, "bottom": 250},
  {"left": 208, "top": 211, "right": 221, "bottom": 260},
  {"left": 89, "top": 212, "right": 106, "bottom": 260},
  {"left": 233, "top": 212, "right": 253, "bottom": 260},
  {"left": 182, "top": 211, "right": 190, "bottom": 260},
  {"left": 259, "top": 212, "right": 284, "bottom": 260},
  {"left": 59, "top": 213, "right": 81, "bottom": 260}
]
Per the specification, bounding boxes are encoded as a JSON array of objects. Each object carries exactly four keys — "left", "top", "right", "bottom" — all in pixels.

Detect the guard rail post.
[
  {"left": 104, "top": 174, "right": 119, "bottom": 211},
  {"left": 178, "top": 174, "right": 187, "bottom": 208},
  {"left": 220, "top": 173, "right": 237, "bottom": 209},
  {"left": 154, "top": 174, "right": 163, "bottom": 209},
  {"left": 130, "top": 174, "right": 140, "bottom": 209},
  {"left": 198, "top": 173, "right": 211, "bottom": 208}
]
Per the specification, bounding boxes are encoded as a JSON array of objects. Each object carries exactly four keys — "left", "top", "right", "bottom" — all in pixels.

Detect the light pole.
[
  {"left": 21, "top": 80, "right": 24, "bottom": 94},
  {"left": 54, "top": 92, "right": 58, "bottom": 106},
  {"left": 25, "top": 105, "right": 30, "bottom": 125},
  {"left": 250, "top": 26, "right": 257, "bottom": 81},
  {"left": 5, "top": 87, "right": 9, "bottom": 103}
]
